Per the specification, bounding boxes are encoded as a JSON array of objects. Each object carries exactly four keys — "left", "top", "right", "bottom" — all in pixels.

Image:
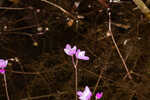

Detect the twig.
[
  {"left": 133, "top": 0, "right": 150, "bottom": 20},
  {"left": 10, "top": 70, "right": 40, "bottom": 75},
  {"left": 5, "top": 24, "right": 38, "bottom": 32},
  {"left": 21, "top": 91, "right": 69, "bottom": 100},
  {"left": 0, "top": 7, "right": 28, "bottom": 10},
  {"left": 107, "top": 3, "right": 132, "bottom": 79},
  {"left": 41, "top": 0, "right": 76, "bottom": 19},
  {"left": 93, "top": 69, "right": 103, "bottom": 95},
  {"left": 93, "top": 49, "right": 113, "bottom": 95}
]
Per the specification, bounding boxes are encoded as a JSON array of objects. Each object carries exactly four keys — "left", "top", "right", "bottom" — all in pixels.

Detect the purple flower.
[
  {"left": 77, "top": 86, "right": 92, "bottom": 100},
  {"left": 75, "top": 49, "right": 89, "bottom": 60},
  {"left": 0, "top": 69, "right": 5, "bottom": 74},
  {"left": 96, "top": 92, "right": 103, "bottom": 99},
  {"left": 64, "top": 44, "right": 77, "bottom": 56},
  {"left": 0, "top": 59, "right": 8, "bottom": 69}
]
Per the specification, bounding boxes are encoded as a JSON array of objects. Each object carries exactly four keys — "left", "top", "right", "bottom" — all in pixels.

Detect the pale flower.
[
  {"left": 96, "top": 92, "right": 103, "bottom": 99},
  {"left": 0, "top": 69, "right": 5, "bottom": 74},
  {"left": 0, "top": 59, "right": 8, "bottom": 74},
  {"left": 64, "top": 44, "right": 77, "bottom": 56},
  {"left": 0, "top": 59, "right": 8, "bottom": 68},
  {"left": 75, "top": 49, "right": 89, "bottom": 60},
  {"left": 77, "top": 86, "right": 92, "bottom": 100}
]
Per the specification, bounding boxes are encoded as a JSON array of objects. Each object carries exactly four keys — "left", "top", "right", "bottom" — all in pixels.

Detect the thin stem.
[
  {"left": 75, "top": 67, "right": 78, "bottom": 100},
  {"left": 0, "top": 7, "right": 27, "bottom": 10},
  {"left": 9, "top": 70, "right": 40, "bottom": 75},
  {"left": 93, "top": 70, "right": 102, "bottom": 95},
  {"left": 111, "top": 34, "right": 132, "bottom": 80},
  {"left": 108, "top": 4, "right": 132, "bottom": 79},
  {"left": 3, "top": 73, "right": 10, "bottom": 100},
  {"left": 95, "top": 97, "right": 97, "bottom": 100},
  {"left": 72, "top": 56, "right": 76, "bottom": 68},
  {"left": 72, "top": 56, "right": 78, "bottom": 100},
  {"left": 21, "top": 91, "right": 69, "bottom": 100},
  {"left": 75, "top": 58, "right": 78, "bottom": 68},
  {"left": 5, "top": 24, "right": 38, "bottom": 32}
]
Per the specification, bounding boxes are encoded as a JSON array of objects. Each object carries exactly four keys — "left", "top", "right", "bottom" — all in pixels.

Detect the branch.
[
  {"left": 41, "top": 0, "right": 76, "bottom": 19},
  {"left": 133, "top": 0, "right": 150, "bottom": 20}
]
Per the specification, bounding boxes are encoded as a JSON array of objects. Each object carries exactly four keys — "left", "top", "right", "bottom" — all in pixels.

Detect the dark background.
[{"left": 0, "top": 0, "right": 150, "bottom": 100}]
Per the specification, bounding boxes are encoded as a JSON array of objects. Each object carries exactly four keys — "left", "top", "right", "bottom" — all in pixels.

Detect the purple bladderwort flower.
[
  {"left": 64, "top": 44, "right": 90, "bottom": 100},
  {"left": 96, "top": 92, "right": 103, "bottom": 99},
  {"left": 75, "top": 49, "right": 89, "bottom": 60},
  {"left": 0, "top": 59, "right": 8, "bottom": 74},
  {"left": 0, "top": 69, "right": 5, "bottom": 74},
  {"left": 64, "top": 44, "right": 89, "bottom": 60},
  {"left": 64, "top": 44, "right": 77, "bottom": 56},
  {"left": 77, "top": 86, "right": 92, "bottom": 100},
  {"left": 0, "top": 59, "right": 8, "bottom": 69}
]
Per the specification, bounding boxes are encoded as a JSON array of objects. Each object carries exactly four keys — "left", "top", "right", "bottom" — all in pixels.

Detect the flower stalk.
[
  {"left": 64, "top": 44, "right": 89, "bottom": 100},
  {"left": 0, "top": 59, "right": 10, "bottom": 100}
]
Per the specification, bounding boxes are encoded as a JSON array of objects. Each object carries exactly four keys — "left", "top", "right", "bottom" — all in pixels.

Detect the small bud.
[
  {"left": 74, "top": 1, "right": 80, "bottom": 9},
  {"left": 36, "top": 9, "right": 40, "bottom": 13},
  {"left": 4, "top": 26, "right": 8, "bottom": 30},
  {"left": 37, "top": 27, "right": 43, "bottom": 32},
  {"left": 106, "top": 31, "right": 111, "bottom": 37},
  {"left": 33, "top": 42, "right": 38, "bottom": 46},
  {"left": 88, "top": 4, "right": 91, "bottom": 8},
  {"left": 45, "top": 27, "right": 49, "bottom": 31}
]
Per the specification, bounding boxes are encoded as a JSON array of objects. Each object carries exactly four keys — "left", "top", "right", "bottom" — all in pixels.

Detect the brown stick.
[
  {"left": 41, "top": 0, "right": 76, "bottom": 19},
  {"left": 108, "top": 7, "right": 132, "bottom": 79},
  {"left": 133, "top": 0, "right": 150, "bottom": 20}
]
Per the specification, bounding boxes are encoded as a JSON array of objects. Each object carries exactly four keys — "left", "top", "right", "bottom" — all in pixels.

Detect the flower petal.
[
  {"left": 66, "top": 44, "right": 71, "bottom": 49},
  {"left": 96, "top": 92, "right": 103, "bottom": 99},
  {"left": 77, "top": 91, "right": 83, "bottom": 96},
  {"left": 0, "top": 69, "right": 5, "bottom": 74},
  {"left": 82, "top": 56, "right": 89, "bottom": 60},
  {"left": 77, "top": 86, "right": 92, "bottom": 100},
  {"left": 64, "top": 44, "right": 77, "bottom": 56},
  {"left": 76, "top": 49, "right": 89, "bottom": 60},
  {"left": 0, "top": 59, "right": 8, "bottom": 68}
]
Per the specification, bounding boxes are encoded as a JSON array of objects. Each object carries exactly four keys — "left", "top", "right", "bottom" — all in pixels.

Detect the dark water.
[{"left": 0, "top": 0, "right": 150, "bottom": 100}]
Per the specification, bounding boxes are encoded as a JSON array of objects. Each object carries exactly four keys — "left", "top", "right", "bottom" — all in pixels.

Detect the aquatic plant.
[
  {"left": 64, "top": 44, "right": 89, "bottom": 100},
  {"left": 77, "top": 86, "right": 103, "bottom": 100},
  {"left": 0, "top": 59, "right": 10, "bottom": 100}
]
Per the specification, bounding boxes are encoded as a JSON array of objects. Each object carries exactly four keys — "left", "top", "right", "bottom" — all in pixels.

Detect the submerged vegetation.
[{"left": 0, "top": 0, "right": 150, "bottom": 100}]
